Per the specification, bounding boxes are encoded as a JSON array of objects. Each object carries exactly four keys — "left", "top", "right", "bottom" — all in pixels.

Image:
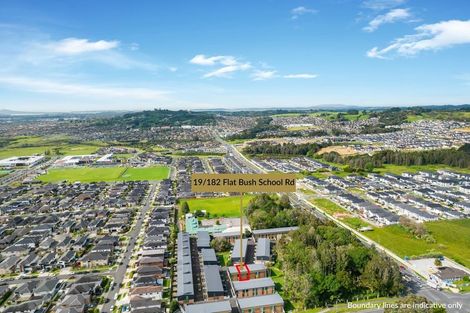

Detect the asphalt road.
[
  {"left": 101, "top": 182, "right": 158, "bottom": 313},
  {"left": 402, "top": 269, "right": 470, "bottom": 313}
]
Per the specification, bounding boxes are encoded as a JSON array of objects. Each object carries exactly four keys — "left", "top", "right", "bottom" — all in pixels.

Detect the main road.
[
  {"left": 101, "top": 182, "right": 158, "bottom": 313},
  {"left": 214, "top": 131, "right": 470, "bottom": 312}
]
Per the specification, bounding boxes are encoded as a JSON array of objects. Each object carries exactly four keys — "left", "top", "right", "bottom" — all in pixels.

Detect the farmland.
[{"left": 0, "top": 135, "right": 105, "bottom": 159}]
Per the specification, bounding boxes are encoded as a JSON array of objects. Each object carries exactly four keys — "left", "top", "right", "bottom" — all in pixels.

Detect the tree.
[
  {"left": 434, "top": 258, "right": 442, "bottom": 267},
  {"left": 361, "top": 254, "right": 402, "bottom": 296},
  {"left": 169, "top": 300, "right": 180, "bottom": 313},
  {"left": 181, "top": 202, "right": 190, "bottom": 215},
  {"left": 211, "top": 238, "right": 231, "bottom": 252},
  {"left": 384, "top": 295, "right": 446, "bottom": 313},
  {"left": 194, "top": 210, "right": 205, "bottom": 218}
]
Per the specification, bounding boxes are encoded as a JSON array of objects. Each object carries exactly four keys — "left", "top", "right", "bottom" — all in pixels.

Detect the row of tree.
[
  {"left": 243, "top": 141, "right": 331, "bottom": 156},
  {"left": 321, "top": 144, "right": 470, "bottom": 171}
]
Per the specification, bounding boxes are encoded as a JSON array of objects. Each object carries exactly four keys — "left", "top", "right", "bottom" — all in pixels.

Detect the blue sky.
[{"left": 0, "top": 0, "right": 469, "bottom": 111}]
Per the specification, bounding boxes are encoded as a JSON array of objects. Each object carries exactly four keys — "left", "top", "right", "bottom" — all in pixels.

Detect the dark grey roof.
[
  {"left": 201, "top": 248, "right": 218, "bottom": 264},
  {"left": 255, "top": 238, "right": 270, "bottom": 260},
  {"left": 185, "top": 300, "right": 231, "bottom": 313},
  {"left": 228, "top": 263, "right": 266, "bottom": 274},
  {"left": 435, "top": 267, "right": 468, "bottom": 280},
  {"left": 231, "top": 239, "right": 248, "bottom": 261},
  {"left": 176, "top": 232, "right": 194, "bottom": 298},
  {"left": 202, "top": 265, "right": 224, "bottom": 293},
  {"left": 197, "top": 231, "right": 211, "bottom": 248},
  {"left": 237, "top": 293, "right": 283, "bottom": 309},
  {"left": 233, "top": 277, "right": 274, "bottom": 291}
]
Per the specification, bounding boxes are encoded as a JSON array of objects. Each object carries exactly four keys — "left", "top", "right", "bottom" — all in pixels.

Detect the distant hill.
[{"left": 93, "top": 109, "right": 217, "bottom": 128}]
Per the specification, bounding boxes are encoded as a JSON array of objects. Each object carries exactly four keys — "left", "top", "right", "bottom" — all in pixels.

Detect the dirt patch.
[
  {"left": 453, "top": 127, "right": 470, "bottom": 133},
  {"left": 318, "top": 145, "right": 358, "bottom": 156}
]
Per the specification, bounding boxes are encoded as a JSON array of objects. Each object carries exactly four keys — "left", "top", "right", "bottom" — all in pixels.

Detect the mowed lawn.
[
  {"left": 38, "top": 166, "right": 169, "bottom": 183},
  {"left": 120, "top": 166, "right": 170, "bottom": 181},
  {"left": 180, "top": 195, "right": 255, "bottom": 218},
  {"left": 365, "top": 219, "right": 470, "bottom": 268}
]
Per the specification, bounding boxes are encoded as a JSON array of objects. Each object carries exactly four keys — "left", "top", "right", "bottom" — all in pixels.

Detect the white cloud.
[
  {"left": 367, "top": 19, "right": 470, "bottom": 58},
  {"left": 283, "top": 73, "right": 318, "bottom": 79},
  {"left": 48, "top": 38, "right": 119, "bottom": 55},
  {"left": 190, "top": 54, "right": 251, "bottom": 78},
  {"left": 291, "top": 6, "right": 317, "bottom": 20},
  {"left": 189, "top": 54, "right": 237, "bottom": 66},
  {"left": 203, "top": 63, "right": 251, "bottom": 78},
  {"left": 252, "top": 70, "right": 277, "bottom": 81},
  {"left": 0, "top": 76, "right": 168, "bottom": 100},
  {"left": 362, "top": 0, "right": 406, "bottom": 10},
  {"left": 363, "top": 8, "right": 411, "bottom": 32}
]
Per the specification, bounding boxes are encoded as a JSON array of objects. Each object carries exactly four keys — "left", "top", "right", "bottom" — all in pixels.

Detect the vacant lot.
[
  {"left": 180, "top": 195, "right": 255, "bottom": 218},
  {"left": 310, "top": 198, "right": 348, "bottom": 215},
  {"left": 318, "top": 145, "right": 358, "bottom": 156},
  {"left": 373, "top": 164, "right": 470, "bottom": 175},
  {"left": 365, "top": 219, "right": 470, "bottom": 268},
  {"left": 38, "top": 166, "right": 169, "bottom": 183}
]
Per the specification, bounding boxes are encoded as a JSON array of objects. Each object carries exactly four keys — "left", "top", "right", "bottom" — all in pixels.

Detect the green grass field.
[
  {"left": 120, "top": 166, "right": 169, "bottom": 181},
  {"left": 365, "top": 219, "right": 470, "bottom": 267},
  {"left": 38, "top": 166, "right": 169, "bottom": 183},
  {"left": 406, "top": 111, "right": 470, "bottom": 122},
  {"left": 180, "top": 195, "right": 256, "bottom": 218},
  {"left": 311, "top": 198, "right": 348, "bottom": 215},
  {"left": 372, "top": 164, "right": 470, "bottom": 175},
  {"left": 342, "top": 217, "right": 372, "bottom": 230},
  {"left": 309, "top": 196, "right": 470, "bottom": 267},
  {"left": 0, "top": 170, "right": 10, "bottom": 178},
  {"left": 0, "top": 135, "right": 105, "bottom": 159}
]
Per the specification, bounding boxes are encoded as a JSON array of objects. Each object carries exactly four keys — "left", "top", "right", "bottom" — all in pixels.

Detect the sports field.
[
  {"left": 180, "top": 195, "right": 255, "bottom": 218},
  {"left": 120, "top": 166, "right": 170, "bottom": 181},
  {"left": 38, "top": 166, "right": 169, "bottom": 183}
]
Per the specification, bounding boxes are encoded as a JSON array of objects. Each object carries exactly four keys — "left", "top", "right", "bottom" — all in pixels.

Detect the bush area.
[
  {"left": 243, "top": 142, "right": 331, "bottom": 157},
  {"left": 276, "top": 219, "right": 402, "bottom": 308},
  {"left": 246, "top": 195, "right": 403, "bottom": 309},
  {"left": 94, "top": 109, "right": 216, "bottom": 128},
  {"left": 321, "top": 144, "right": 470, "bottom": 172},
  {"left": 245, "top": 194, "right": 300, "bottom": 229},
  {"left": 228, "top": 117, "right": 284, "bottom": 140}
]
